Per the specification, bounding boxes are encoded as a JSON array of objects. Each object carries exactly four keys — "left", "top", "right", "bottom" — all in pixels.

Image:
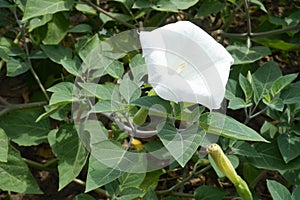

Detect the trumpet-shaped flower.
[{"left": 139, "top": 21, "right": 234, "bottom": 110}]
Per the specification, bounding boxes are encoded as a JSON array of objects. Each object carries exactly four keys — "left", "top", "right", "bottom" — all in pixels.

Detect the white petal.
[{"left": 140, "top": 21, "right": 234, "bottom": 110}]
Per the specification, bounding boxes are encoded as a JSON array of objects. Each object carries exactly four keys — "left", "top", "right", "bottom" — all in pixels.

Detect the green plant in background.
[{"left": 0, "top": 0, "right": 299, "bottom": 199}]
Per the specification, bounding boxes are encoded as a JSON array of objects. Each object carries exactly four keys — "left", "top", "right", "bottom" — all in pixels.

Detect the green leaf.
[
  {"left": 99, "top": 12, "right": 132, "bottom": 24},
  {"left": 142, "top": 189, "right": 158, "bottom": 200},
  {"left": 61, "top": 59, "right": 81, "bottom": 77},
  {"left": 78, "top": 82, "right": 116, "bottom": 100},
  {"left": 281, "top": 82, "right": 300, "bottom": 104},
  {"left": 271, "top": 74, "right": 298, "bottom": 96},
  {"left": 157, "top": 123, "right": 206, "bottom": 167},
  {"left": 119, "top": 79, "right": 141, "bottom": 103},
  {"left": 248, "top": 142, "right": 300, "bottom": 171},
  {"left": 292, "top": 186, "right": 300, "bottom": 200},
  {"left": 226, "top": 45, "right": 271, "bottom": 65},
  {"left": 91, "top": 100, "right": 123, "bottom": 113},
  {"left": 0, "top": 146, "right": 42, "bottom": 194},
  {"left": 194, "top": 185, "right": 228, "bottom": 200},
  {"left": 41, "top": 44, "right": 72, "bottom": 64},
  {"left": 195, "top": 0, "right": 226, "bottom": 17},
  {"left": 28, "top": 14, "right": 52, "bottom": 32},
  {"left": 86, "top": 155, "right": 123, "bottom": 192},
  {"left": 6, "top": 58, "right": 30, "bottom": 77},
  {"left": 133, "top": 0, "right": 198, "bottom": 12},
  {"left": 239, "top": 74, "right": 253, "bottom": 103},
  {"left": 23, "top": 0, "right": 74, "bottom": 21},
  {"left": 200, "top": 112, "right": 268, "bottom": 142},
  {"left": 253, "top": 38, "right": 300, "bottom": 51},
  {"left": 0, "top": 108, "right": 49, "bottom": 146},
  {"left": 228, "top": 97, "right": 252, "bottom": 110},
  {"left": 128, "top": 54, "right": 147, "bottom": 84},
  {"left": 119, "top": 172, "right": 145, "bottom": 190},
  {"left": 225, "top": 79, "right": 243, "bottom": 101},
  {"left": 263, "top": 97, "right": 284, "bottom": 111},
  {"left": 267, "top": 180, "right": 292, "bottom": 200},
  {"left": 75, "top": 3, "right": 97, "bottom": 15},
  {"left": 231, "top": 141, "right": 259, "bottom": 157},
  {"left": 106, "top": 60, "right": 124, "bottom": 79},
  {"left": 0, "top": 128, "right": 8, "bottom": 162},
  {"left": 260, "top": 121, "right": 278, "bottom": 139},
  {"left": 251, "top": 0, "right": 267, "bottom": 13},
  {"left": 43, "top": 12, "right": 69, "bottom": 45},
  {"left": 47, "top": 82, "right": 75, "bottom": 106},
  {"left": 252, "top": 60, "right": 282, "bottom": 103},
  {"left": 0, "top": 37, "right": 24, "bottom": 61},
  {"left": 69, "top": 24, "right": 92, "bottom": 33},
  {"left": 117, "top": 187, "right": 142, "bottom": 200},
  {"left": 277, "top": 134, "right": 300, "bottom": 163},
  {"left": 72, "top": 193, "right": 95, "bottom": 200},
  {"left": 48, "top": 124, "right": 88, "bottom": 190},
  {"left": 131, "top": 96, "right": 172, "bottom": 114},
  {"left": 139, "top": 170, "right": 163, "bottom": 193}
]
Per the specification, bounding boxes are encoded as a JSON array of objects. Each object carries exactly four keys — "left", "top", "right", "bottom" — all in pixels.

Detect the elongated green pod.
[{"left": 207, "top": 144, "right": 253, "bottom": 200}]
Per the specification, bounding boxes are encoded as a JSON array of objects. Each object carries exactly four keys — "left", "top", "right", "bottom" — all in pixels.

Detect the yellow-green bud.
[{"left": 207, "top": 144, "right": 253, "bottom": 200}]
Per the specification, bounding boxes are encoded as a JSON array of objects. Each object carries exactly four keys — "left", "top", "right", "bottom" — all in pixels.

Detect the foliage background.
[{"left": 0, "top": 0, "right": 300, "bottom": 199}]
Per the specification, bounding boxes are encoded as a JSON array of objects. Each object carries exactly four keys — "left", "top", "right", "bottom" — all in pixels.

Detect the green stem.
[
  {"left": 156, "top": 165, "right": 211, "bottom": 195},
  {"left": 11, "top": 7, "right": 50, "bottom": 101},
  {"left": 249, "top": 170, "right": 267, "bottom": 189},
  {"left": 0, "top": 101, "right": 48, "bottom": 116},
  {"left": 73, "top": 178, "right": 110, "bottom": 198},
  {"left": 220, "top": 22, "right": 300, "bottom": 38},
  {"left": 244, "top": 0, "right": 252, "bottom": 47},
  {"left": 82, "top": 0, "right": 136, "bottom": 29},
  {"left": 23, "top": 158, "right": 58, "bottom": 171}
]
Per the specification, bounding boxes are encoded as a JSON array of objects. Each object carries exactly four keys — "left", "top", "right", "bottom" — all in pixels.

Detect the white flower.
[{"left": 139, "top": 21, "right": 234, "bottom": 110}]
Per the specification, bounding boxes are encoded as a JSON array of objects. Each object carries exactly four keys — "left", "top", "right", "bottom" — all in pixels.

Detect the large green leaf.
[
  {"left": 194, "top": 185, "right": 228, "bottom": 200},
  {"left": 48, "top": 124, "right": 88, "bottom": 190},
  {"left": 6, "top": 58, "right": 30, "bottom": 77},
  {"left": 281, "top": 82, "right": 300, "bottom": 104},
  {"left": 119, "top": 172, "right": 145, "bottom": 190},
  {"left": 0, "top": 128, "right": 8, "bottom": 162},
  {"left": 226, "top": 45, "right": 271, "bottom": 65},
  {"left": 129, "top": 54, "right": 147, "bottom": 84},
  {"left": 252, "top": 60, "right": 282, "bottom": 103},
  {"left": 78, "top": 82, "right": 115, "bottom": 100},
  {"left": 196, "top": 0, "right": 226, "bottom": 17},
  {"left": 131, "top": 96, "right": 172, "bottom": 114},
  {"left": 271, "top": 74, "right": 298, "bottom": 96},
  {"left": 199, "top": 112, "right": 268, "bottom": 142},
  {"left": 47, "top": 82, "right": 75, "bottom": 106},
  {"left": 86, "top": 155, "right": 123, "bottom": 192},
  {"left": 248, "top": 142, "right": 300, "bottom": 171},
  {"left": 41, "top": 44, "right": 72, "bottom": 64},
  {"left": 267, "top": 180, "right": 292, "bottom": 200},
  {"left": 28, "top": 14, "right": 53, "bottom": 32},
  {"left": 277, "top": 134, "right": 300, "bottom": 163},
  {"left": 119, "top": 79, "right": 141, "bottom": 103},
  {"left": 157, "top": 123, "right": 206, "bottom": 167},
  {"left": 0, "top": 108, "right": 49, "bottom": 146},
  {"left": 43, "top": 12, "right": 69, "bottom": 45},
  {"left": 0, "top": 37, "right": 24, "bottom": 61},
  {"left": 0, "top": 146, "right": 42, "bottom": 194},
  {"left": 23, "top": 0, "right": 74, "bottom": 21}
]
